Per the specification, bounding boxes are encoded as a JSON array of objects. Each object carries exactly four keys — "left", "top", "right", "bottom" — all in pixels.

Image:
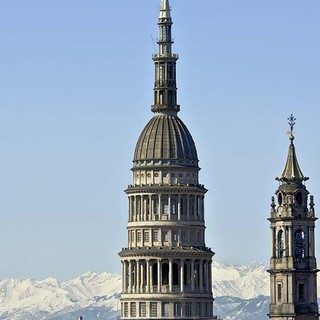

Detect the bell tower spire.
[
  {"left": 152, "top": 0, "right": 180, "bottom": 114},
  {"left": 279, "top": 114, "right": 307, "bottom": 182},
  {"left": 268, "top": 115, "right": 319, "bottom": 320}
]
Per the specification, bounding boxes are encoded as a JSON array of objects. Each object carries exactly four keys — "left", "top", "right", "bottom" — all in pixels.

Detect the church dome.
[{"left": 133, "top": 114, "right": 198, "bottom": 164}]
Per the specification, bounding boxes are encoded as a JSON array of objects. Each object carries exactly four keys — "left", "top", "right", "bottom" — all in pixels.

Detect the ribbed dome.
[{"left": 134, "top": 114, "right": 198, "bottom": 163}]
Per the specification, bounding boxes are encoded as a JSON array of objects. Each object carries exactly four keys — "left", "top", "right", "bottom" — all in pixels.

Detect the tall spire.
[
  {"left": 152, "top": 0, "right": 180, "bottom": 114},
  {"left": 278, "top": 114, "right": 308, "bottom": 182}
]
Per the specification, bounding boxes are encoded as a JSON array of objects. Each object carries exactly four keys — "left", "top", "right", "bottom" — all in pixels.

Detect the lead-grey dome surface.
[{"left": 134, "top": 114, "right": 198, "bottom": 163}]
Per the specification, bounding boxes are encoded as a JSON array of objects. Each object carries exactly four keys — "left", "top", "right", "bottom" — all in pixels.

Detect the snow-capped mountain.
[
  {"left": 0, "top": 272, "right": 121, "bottom": 320},
  {"left": 0, "top": 261, "right": 302, "bottom": 320},
  {"left": 212, "top": 261, "right": 269, "bottom": 299}
]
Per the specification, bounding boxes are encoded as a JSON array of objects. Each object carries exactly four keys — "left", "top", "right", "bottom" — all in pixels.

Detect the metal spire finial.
[
  {"left": 288, "top": 114, "right": 296, "bottom": 132},
  {"left": 287, "top": 114, "right": 296, "bottom": 142}
]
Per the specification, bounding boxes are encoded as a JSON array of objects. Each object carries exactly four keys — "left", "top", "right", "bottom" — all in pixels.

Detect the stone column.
[
  {"left": 140, "top": 196, "right": 143, "bottom": 220},
  {"left": 146, "top": 260, "right": 150, "bottom": 293},
  {"left": 169, "top": 259, "right": 173, "bottom": 292},
  {"left": 306, "top": 226, "right": 310, "bottom": 257},
  {"left": 137, "top": 196, "right": 140, "bottom": 221},
  {"left": 157, "top": 259, "right": 161, "bottom": 292},
  {"left": 133, "top": 196, "right": 137, "bottom": 221},
  {"left": 178, "top": 194, "right": 181, "bottom": 220},
  {"left": 134, "top": 229, "right": 137, "bottom": 247},
  {"left": 285, "top": 227, "right": 289, "bottom": 257},
  {"left": 191, "top": 259, "right": 195, "bottom": 291},
  {"left": 310, "top": 226, "right": 315, "bottom": 256},
  {"left": 288, "top": 274, "right": 293, "bottom": 303},
  {"left": 151, "top": 196, "right": 154, "bottom": 218},
  {"left": 143, "top": 196, "right": 147, "bottom": 221},
  {"left": 149, "top": 195, "right": 152, "bottom": 219},
  {"left": 195, "top": 196, "right": 198, "bottom": 219},
  {"left": 121, "top": 261, "right": 125, "bottom": 292},
  {"left": 187, "top": 195, "right": 190, "bottom": 220},
  {"left": 158, "top": 194, "right": 162, "bottom": 217},
  {"left": 205, "top": 260, "right": 209, "bottom": 292},
  {"left": 128, "top": 197, "right": 131, "bottom": 222},
  {"left": 180, "top": 259, "right": 184, "bottom": 292},
  {"left": 209, "top": 261, "right": 212, "bottom": 293},
  {"left": 288, "top": 226, "right": 292, "bottom": 256},
  {"left": 201, "top": 196, "right": 204, "bottom": 221},
  {"left": 272, "top": 227, "right": 276, "bottom": 257},
  {"left": 270, "top": 275, "right": 275, "bottom": 303},
  {"left": 168, "top": 195, "right": 171, "bottom": 220},
  {"left": 199, "top": 260, "right": 203, "bottom": 291},
  {"left": 136, "top": 260, "right": 140, "bottom": 293},
  {"left": 128, "top": 261, "right": 132, "bottom": 293}
]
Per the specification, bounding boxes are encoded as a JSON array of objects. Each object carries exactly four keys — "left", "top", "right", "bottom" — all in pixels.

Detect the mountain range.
[{"left": 0, "top": 261, "right": 310, "bottom": 320}]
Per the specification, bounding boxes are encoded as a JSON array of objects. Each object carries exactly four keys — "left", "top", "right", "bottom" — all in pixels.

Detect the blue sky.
[{"left": 1, "top": 0, "right": 320, "bottom": 280}]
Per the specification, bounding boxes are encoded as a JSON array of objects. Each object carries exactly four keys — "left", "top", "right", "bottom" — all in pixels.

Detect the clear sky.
[{"left": 1, "top": 0, "right": 320, "bottom": 281}]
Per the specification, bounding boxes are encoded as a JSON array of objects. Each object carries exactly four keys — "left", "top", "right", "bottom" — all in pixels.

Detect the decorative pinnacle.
[
  {"left": 287, "top": 114, "right": 296, "bottom": 142},
  {"left": 288, "top": 114, "right": 296, "bottom": 132},
  {"left": 159, "top": 0, "right": 171, "bottom": 19}
]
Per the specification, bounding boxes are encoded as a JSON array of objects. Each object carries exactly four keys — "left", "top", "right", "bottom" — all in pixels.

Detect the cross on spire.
[{"left": 288, "top": 114, "right": 296, "bottom": 133}]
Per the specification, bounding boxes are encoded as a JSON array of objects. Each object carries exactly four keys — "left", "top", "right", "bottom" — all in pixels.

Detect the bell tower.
[{"left": 268, "top": 115, "right": 319, "bottom": 320}]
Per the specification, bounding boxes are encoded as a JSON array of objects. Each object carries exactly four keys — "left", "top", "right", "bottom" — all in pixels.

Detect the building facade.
[
  {"left": 119, "top": 0, "right": 215, "bottom": 319},
  {"left": 268, "top": 115, "right": 319, "bottom": 320}
]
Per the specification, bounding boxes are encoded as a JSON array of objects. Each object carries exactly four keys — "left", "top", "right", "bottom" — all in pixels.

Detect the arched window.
[
  {"left": 136, "top": 197, "right": 141, "bottom": 218},
  {"left": 132, "top": 264, "right": 136, "bottom": 287},
  {"left": 146, "top": 197, "right": 150, "bottom": 215},
  {"left": 183, "top": 262, "right": 188, "bottom": 286},
  {"left": 278, "top": 193, "right": 283, "bottom": 206},
  {"left": 162, "top": 196, "right": 169, "bottom": 214},
  {"left": 154, "top": 198, "right": 159, "bottom": 215},
  {"left": 152, "top": 263, "right": 158, "bottom": 285},
  {"left": 172, "top": 263, "right": 179, "bottom": 285},
  {"left": 190, "top": 197, "right": 195, "bottom": 216},
  {"left": 294, "top": 229, "right": 305, "bottom": 259},
  {"left": 194, "top": 260, "right": 200, "bottom": 286},
  {"left": 277, "top": 229, "right": 284, "bottom": 258},
  {"left": 171, "top": 198, "right": 176, "bottom": 215},
  {"left": 162, "top": 263, "right": 169, "bottom": 285},
  {"left": 180, "top": 196, "right": 185, "bottom": 215},
  {"left": 277, "top": 282, "right": 282, "bottom": 302}
]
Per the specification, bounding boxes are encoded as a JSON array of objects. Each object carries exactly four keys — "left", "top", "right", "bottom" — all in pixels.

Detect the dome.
[{"left": 134, "top": 114, "right": 198, "bottom": 164}]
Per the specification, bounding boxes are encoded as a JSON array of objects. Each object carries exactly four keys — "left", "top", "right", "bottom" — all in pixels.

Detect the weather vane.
[{"left": 288, "top": 114, "right": 296, "bottom": 133}]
